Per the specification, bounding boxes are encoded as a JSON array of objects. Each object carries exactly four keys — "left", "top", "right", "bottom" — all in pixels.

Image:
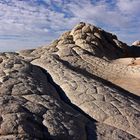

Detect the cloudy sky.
[{"left": 0, "top": 0, "right": 139, "bottom": 52}]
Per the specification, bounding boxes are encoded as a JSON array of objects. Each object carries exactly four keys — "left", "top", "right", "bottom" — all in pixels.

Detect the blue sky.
[{"left": 0, "top": 0, "right": 140, "bottom": 52}]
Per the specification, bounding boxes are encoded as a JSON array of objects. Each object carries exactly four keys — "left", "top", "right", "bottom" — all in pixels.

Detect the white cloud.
[
  {"left": 117, "top": 0, "right": 140, "bottom": 15},
  {"left": 0, "top": 0, "right": 139, "bottom": 51}
]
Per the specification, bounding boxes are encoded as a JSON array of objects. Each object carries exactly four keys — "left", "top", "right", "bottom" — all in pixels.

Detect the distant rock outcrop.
[
  {"left": 0, "top": 22, "right": 140, "bottom": 140},
  {"left": 132, "top": 40, "right": 140, "bottom": 46}
]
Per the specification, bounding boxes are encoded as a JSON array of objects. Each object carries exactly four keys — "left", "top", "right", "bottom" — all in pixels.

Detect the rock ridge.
[{"left": 0, "top": 22, "right": 140, "bottom": 139}]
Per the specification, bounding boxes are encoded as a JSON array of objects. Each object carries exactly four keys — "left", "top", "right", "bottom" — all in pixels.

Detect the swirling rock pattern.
[{"left": 0, "top": 23, "right": 140, "bottom": 139}]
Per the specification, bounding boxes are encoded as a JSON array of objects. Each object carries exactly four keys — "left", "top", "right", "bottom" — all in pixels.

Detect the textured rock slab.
[
  {"left": 32, "top": 54, "right": 140, "bottom": 139},
  {"left": 0, "top": 53, "right": 87, "bottom": 140},
  {"left": 1, "top": 53, "right": 137, "bottom": 139},
  {"left": 1, "top": 22, "right": 140, "bottom": 139}
]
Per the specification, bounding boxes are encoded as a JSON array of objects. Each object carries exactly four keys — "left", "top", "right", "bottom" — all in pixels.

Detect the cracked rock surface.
[{"left": 0, "top": 22, "right": 140, "bottom": 139}]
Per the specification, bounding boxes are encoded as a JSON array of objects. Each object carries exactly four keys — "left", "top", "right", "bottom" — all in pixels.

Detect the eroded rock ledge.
[{"left": 0, "top": 22, "right": 140, "bottom": 140}]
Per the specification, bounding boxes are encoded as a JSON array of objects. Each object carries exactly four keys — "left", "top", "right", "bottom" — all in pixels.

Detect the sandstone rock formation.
[
  {"left": 0, "top": 22, "right": 140, "bottom": 140},
  {"left": 132, "top": 40, "right": 140, "bottom": 46}
]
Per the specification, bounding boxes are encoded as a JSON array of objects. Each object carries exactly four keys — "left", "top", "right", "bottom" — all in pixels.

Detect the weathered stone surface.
[
  {"left": 0, "top": 22, "right": 140, "bottom": 139},
  {"left": 32, "top": 54, "right": 140, "bottom": 138}
]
